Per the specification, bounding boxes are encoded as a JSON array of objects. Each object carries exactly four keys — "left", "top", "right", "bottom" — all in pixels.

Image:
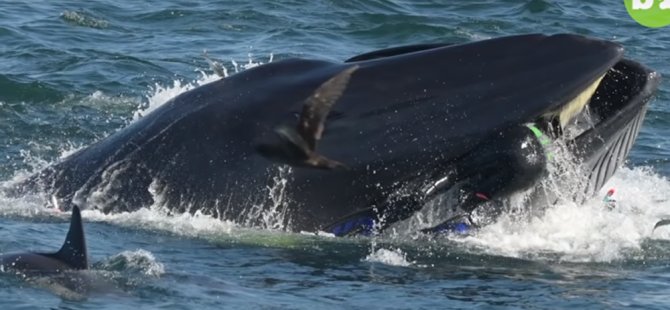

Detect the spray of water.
[
  {"left": 364, "top": 247, "right": 415, "bottom": 267},
  {"left": 96, "top": 249, "right": 165, "bottom": 277},
  {"left": 132, "top": 53, "right": 273, "bottom": 121},
  {"left": 241, "top": 166, "right": 294, "bottom": 231}
]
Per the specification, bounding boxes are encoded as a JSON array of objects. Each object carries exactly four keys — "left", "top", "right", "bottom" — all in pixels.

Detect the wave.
[
  {"left": 95, "top": 249, "right": 165, "bottom": 277},
  {"left": 0, "top": 75, "right": 64, "bottom": 104},
  {"left": 61, "top": 10, "right": 109, "bottom": 29}
]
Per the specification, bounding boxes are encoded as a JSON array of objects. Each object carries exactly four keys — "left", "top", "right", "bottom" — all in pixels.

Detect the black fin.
[
  {"left": 325, "top": 208, "right": 378, "bottom": 236},
  {"left": 345, "top": 43, "right": 454, "bottom": 62},
  {"left": 654, "top": 219, "right": 670, "bottom": 231},
  {"left": 46, "top": 205, "right": 88, "bottom": 269}
]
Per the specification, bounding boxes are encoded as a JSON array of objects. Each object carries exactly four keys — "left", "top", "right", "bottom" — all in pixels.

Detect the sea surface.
[{"left": 1, "top": 0, "right": 670, "bottom": 309}]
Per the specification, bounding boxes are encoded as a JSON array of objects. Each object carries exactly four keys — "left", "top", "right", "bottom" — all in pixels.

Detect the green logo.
[{"left": 624, "top": 0, "right": 670, "bottom": 28}]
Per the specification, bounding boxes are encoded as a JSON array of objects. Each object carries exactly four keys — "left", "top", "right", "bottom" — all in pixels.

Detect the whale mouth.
[
  {"left": 553, "top": 59, "right": 658, "bottom": 141},
  {"left": 563, "top": 59, "right": 661, "bottom": 197},
  {"left": 542, "top": 58, "right": 660, "bottom": 199},
  {"left": 425, "top": 58, "right": 660, "bottom": 234},
  {"left": 544, "top": 72, "right": 606, "bottom": 132}
]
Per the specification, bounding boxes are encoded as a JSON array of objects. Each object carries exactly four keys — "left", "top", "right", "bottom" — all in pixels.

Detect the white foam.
[
  {"left": 132, "top": 53, "right": 273, "bottom": 121},
  {"left": 364, "top": 247, "right": 414, "bottom": 267},
  {"left": 132, "top": 75, "right": 210, "bottom": 121},
  {"left": 105, "top": 249, "right": 165, "bottom": 277},
  {"left": 61, "top": 10, "right": 109, "bottom": 29},
  {"left": 240, "top": 166, "right": 294, "bottom": 231},
  {"left": 452, "top": 167, "right": 670, "bottom": 262},
  {"left": 81, "top": 207, "right": 236, "bottom": 239}
]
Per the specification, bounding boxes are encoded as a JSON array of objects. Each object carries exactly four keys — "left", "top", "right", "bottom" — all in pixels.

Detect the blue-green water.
[{"left": 1, "top": 1, "right": 670, "bottom": 308}]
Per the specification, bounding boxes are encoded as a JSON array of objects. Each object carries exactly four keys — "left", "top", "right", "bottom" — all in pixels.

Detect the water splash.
[
  {"left": 364, "top": 247, "right": 414, "bottom": 267},
  {"left": 132, "top": 53, "right": 273, "bottom": 121},
  {"left": 241, "top": 166, "right": 294, "bottom": 231},
  {"left": 131, "top": 76, "right": 214, "bottom": 121},
  {"left": 97, "top": 249, "right": 165, "bottom": 277},
  {"left": 453, "top": 167, "right": 670, "bottom": 262},
  {"left": 81, "top": 207, "right": 236, "bottom": 239}
]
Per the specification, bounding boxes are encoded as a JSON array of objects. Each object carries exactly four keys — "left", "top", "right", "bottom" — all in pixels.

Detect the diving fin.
[
  {"left": 257, "top": 65, "right": 358, "bottom": 170},
  {"left": 43, "top": 205, "right": 88, "bottom": 270},
  {"left": 325, "top": 193, "right": 428, "bottom": 237},
  {"left": 421, "top": 213, "right": 475, "bottom": 235},
  {"left": 325, "top": 208, "right": 378, "bottom": 237}
]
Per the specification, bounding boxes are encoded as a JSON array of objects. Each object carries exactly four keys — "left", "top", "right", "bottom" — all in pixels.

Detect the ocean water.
[{"left": 1, "top": 0, "right": 670, "bottom": 308}]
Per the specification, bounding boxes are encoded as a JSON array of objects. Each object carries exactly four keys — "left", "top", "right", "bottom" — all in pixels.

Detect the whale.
[
  {"left": 10, "top": 34, "right": 660, "bottom": 236},
  {"left": 0, "top": 206, "right": 87, "bottom": 273}
]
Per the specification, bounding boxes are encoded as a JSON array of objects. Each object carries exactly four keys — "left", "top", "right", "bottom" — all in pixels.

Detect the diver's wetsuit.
[{"left": 327, "top": 123, "right": 551, "bottom": 236}]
